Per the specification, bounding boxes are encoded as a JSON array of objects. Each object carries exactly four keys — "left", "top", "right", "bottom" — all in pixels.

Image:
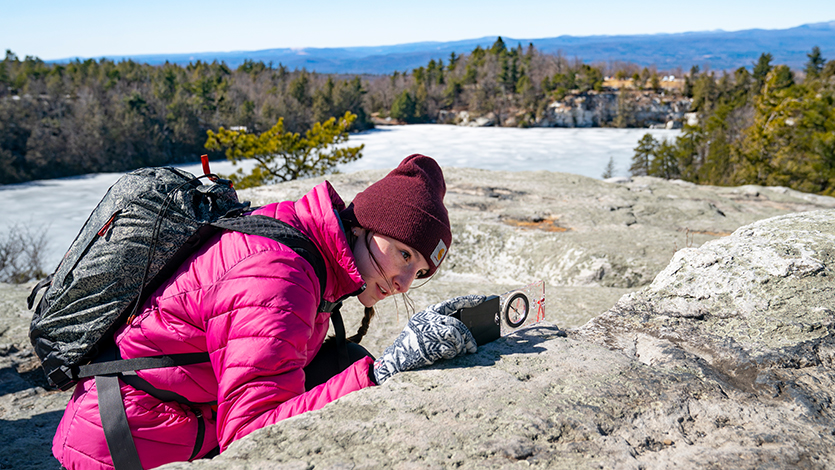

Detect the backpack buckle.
[{"left": 48, "top": 366, "right": 76, "bottom": 391}]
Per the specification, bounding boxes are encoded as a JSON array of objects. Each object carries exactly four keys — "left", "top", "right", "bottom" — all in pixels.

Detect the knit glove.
[
  {"left": 421, "top": 294, "right": 488, "bottom": 317},
  {"left": 373, "top": 295, "right": 485, "bottom": 384}
]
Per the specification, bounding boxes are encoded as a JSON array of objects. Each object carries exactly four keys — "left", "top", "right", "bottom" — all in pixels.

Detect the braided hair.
[{"left": 347, "top": 306, "right": 375, "bottom": 344}]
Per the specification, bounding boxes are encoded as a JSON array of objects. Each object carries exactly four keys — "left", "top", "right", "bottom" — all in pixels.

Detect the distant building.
[{"left": 602, "top": 77, "right": 685, "bottom": 91}]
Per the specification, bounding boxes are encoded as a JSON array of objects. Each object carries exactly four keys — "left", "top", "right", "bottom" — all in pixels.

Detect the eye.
[
  {"left": 416, "top": 269, "right": 428, "bottom": 278},
  {"left": 401, "top": 250, "right": 411, "bottom": 262}
]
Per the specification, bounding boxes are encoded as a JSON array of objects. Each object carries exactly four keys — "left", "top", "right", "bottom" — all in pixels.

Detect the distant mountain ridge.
[{"left": 56, "top": 21, "right": 835, "bottom": 74}]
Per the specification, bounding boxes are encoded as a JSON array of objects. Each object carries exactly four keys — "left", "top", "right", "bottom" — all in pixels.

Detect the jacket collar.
[{"left": 291, "top": 181, "right": 365, "bottom": 303}]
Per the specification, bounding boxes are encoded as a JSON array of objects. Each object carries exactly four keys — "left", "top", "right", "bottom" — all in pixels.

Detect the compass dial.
[{"left": 503, "top": 292, "right": 529, "bottom": 328}]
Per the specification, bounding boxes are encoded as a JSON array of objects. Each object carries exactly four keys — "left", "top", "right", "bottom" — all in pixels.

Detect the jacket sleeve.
[{"left": 202, "top": 246, "right": 375, "bottom": 450}]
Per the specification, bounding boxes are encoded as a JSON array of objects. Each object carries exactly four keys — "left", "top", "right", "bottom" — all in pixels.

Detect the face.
[{"left": 352, "top": 228, "right": 430, "bottom": 307}]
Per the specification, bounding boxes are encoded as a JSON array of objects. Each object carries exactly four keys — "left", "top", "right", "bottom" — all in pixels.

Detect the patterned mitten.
[
  {"left": 373, "top": 305, "right": 479, "bottom": 384},
  {"left": 421, "top": 294, "right": 487, "bottom": 316}
]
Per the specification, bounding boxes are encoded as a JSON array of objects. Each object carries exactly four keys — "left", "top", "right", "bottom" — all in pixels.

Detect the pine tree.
[
  {"left": 312, "top": 77, "right": 335, "bottom": 124},
  {"left": 804, "top": 46, "right": 825, "bottom": 79},
  {"left": 491, "top": 37, "right": 507, "bottom": 55},
  {"left": 630, "top": 134, "right": 657, "bottom": 176},
  {"left": 289, "top": 71, "right": 312, "bottom": 107},
  {"left": 448, "top": 52, "right": 459, "bottom": 71},
  {"left": 204, "top": 112, "right": 363, "bottom": 188},
  {"left": 650, "top": 72, "right": 661, "bottom": 93},
  {"left": 390, "top": 90, "right": 416, "bottom": 123},
  {"left": 648, "top": 139, "right": 680, "bottom": 179},
  {"left": 601, "top": 157, "right": 616, "bottom": 179},
  {"left": 752, "top": 53, "right": 773, "bottom": 93}
]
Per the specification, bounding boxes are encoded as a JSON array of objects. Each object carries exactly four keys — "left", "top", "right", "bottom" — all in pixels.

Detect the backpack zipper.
[{"left": 97, "top": 210, "right": 122, "bottom": 237}]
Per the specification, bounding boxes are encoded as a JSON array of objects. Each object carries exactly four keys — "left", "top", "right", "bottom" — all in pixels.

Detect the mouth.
[{"left": 378, "top": 284, "right": 388, "bottom": 298}]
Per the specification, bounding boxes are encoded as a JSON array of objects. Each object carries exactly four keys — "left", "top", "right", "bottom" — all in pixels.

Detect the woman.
[{"left": 52, "top": 154, "right": 481, "bottom": 469}]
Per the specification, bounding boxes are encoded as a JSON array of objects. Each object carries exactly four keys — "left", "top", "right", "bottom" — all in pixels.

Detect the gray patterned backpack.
[{"left": 27, "top": 166, "right": 332, "bottom": 392}]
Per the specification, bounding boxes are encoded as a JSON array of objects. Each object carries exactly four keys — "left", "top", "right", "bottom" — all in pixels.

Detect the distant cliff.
[{"left": 435, "top": 91, "right": 692, "bottom": 129}]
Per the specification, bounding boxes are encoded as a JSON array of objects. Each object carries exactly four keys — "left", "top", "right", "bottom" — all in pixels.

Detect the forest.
[
  {"left": 2, "top": 39, "right": 834, "bottom": 197},
  {"left": 631, "top": 48, "right": 835, "bottom": 196},
  {"left": 0, "top": 38, "right": 672, "bottom": 185}
]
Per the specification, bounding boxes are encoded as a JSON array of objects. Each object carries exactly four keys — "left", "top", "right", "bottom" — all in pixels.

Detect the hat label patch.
[{"left": 430, "top": 239, "right": 447, "bottom": 267}]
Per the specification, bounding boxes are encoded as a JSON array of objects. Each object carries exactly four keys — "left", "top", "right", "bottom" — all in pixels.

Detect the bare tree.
[{"left": 0, "top": 223, "right": 50, "bottom": 284}]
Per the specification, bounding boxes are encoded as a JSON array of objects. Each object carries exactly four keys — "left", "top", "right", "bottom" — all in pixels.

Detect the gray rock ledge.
[
  {"left": 2, "top": 168, "right": 835, "bottom": 470},
  {"left": 162, "top": 208, "right": 835, "bottom": 470}
]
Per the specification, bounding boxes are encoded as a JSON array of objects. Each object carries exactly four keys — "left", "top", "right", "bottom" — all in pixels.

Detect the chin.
[{"left": 358, "top": 294, "right": 378, "bottom": 308}]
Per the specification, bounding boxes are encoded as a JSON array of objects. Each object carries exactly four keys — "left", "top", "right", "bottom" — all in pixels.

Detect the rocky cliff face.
[
  {"left": 536, "top": 92, "right": 690, "bottom": 129},
  {"left": 1, "top": 169, "right": 833, "bottom": 470},
  {"left": 439, "top": 92, "right": 691, "bottom": 128}
]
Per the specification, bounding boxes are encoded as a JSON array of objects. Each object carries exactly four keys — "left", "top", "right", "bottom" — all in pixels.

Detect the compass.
[{"left": 503, "top": 292, "right": 529, "bottom": 328}]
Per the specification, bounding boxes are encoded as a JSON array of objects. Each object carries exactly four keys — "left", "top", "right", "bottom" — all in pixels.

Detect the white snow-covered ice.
[
  {"left": 0, "top": 124, "right": 678, "bottom": 269},
  {"left": 341, "top": 125, "right": 675, "bottom": 176}
]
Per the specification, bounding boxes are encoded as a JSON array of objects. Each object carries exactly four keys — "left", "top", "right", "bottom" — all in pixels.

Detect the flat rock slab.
[
  {"left": 241, "top": 170, "right": 835, "bottom": 356},
  {"left": 0, "top": 282, "right": 69, "bottom": 470},
  {"left": 2, "top": 168, "right": 835, "bottom": 469},
  {"left": 162, "top": 209, "right": 835, "bottom": 470}
]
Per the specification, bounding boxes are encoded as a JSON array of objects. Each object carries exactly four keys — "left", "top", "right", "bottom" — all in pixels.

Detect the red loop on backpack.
[
  {"left": 98, "top": 212, "right": 119, "bottom": 237},
  {"left": 201, "top": 155, "right": 211, "bottom": 176}
]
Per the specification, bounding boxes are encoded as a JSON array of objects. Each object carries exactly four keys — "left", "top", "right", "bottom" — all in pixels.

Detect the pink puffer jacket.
[{"left": 53, "top": 181, "right": 375, "bottom": 470}]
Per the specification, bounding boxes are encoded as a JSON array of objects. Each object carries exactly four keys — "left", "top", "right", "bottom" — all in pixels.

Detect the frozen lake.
[{"left": 1, "top": 124, "right": 678, "bottom": 269}]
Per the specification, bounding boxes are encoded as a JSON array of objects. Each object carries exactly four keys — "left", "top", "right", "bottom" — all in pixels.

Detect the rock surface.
[{"left": 1, "top": 168, "right": 834, "bottom": 469}]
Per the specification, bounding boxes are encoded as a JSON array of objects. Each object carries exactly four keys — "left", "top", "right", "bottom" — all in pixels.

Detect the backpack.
[
  {"left": 28, "top": 166, "right": 344, "bottom": 392},
  {"left": 28, "top": 165, "right": 356, "bottom": 469}
]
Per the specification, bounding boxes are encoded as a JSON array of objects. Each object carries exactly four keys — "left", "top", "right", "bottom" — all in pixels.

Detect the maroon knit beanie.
[{"left": 342, "top": 154, "right": 451, "bottom": 278}]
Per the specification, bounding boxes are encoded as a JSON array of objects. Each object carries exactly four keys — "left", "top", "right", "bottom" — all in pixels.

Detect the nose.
[{"left": 391, "top": 270, "right": 415, "bottom": 294}]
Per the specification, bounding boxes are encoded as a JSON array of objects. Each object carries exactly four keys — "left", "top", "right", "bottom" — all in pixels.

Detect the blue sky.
[{"left": 3, "top": 0, "right": 835, "bottom": 60}]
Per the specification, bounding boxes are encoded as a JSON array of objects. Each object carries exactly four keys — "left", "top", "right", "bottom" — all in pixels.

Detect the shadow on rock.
[
  {"left": 438, "top": 323, "right": 566, "bottom": 369},
  {"left": 0, "top": 410, "right": 64, "bottom": 470}
]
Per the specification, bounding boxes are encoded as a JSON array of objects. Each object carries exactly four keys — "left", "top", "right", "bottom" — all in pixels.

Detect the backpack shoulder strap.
[
  {"left": 90, "top": 214, "right": 345, "bottom": 469},
  {"left": 84, "top": 214, "right": 336, "bottom": 381},
  {"left": 213, "top": 215, "right": 350, "bottom": 370},
  {"left": 210, "top": 215, "right": 330, "bottom": 309}
]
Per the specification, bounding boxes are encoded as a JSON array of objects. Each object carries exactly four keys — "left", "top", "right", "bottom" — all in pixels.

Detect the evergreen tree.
[
  {"left": 648, "top": 138, "right": 681, "bottom": 179},
  {"left": 614, "top": 90, "right": 637, "bottom": 128},
  {"left": 312, "top": 77, "right": 335, "bottom": 124},
  {"left": 683, "top": 65, "right": 699, "bottom": 97},
  {"left": 491, "top": 37, "right": 507, "bottom": 55},
  {"left": 205, "top": 112, "right": 363, "bottom": 188},
  {"left": 630, "top": 134, "right": 657, "bottom": 176},
  {"left": 732, "top": 67, "right": 753, "bottom": 100},
  {"left": 335, "top": 76, "right": 372, "bottom": 131},
  {"left": 469, "top": 46, "right": 487, "bottom": 66},
  {"left": 448, "top": 52, "right": 459, "bottom": 71},
  {"left": 601, "top": 157, "right": 615, "bottom": 179},
  {"left": 525, "top": 43, "right": 536, "bottom": 64},
  {"left": 650, "top": 72, "right": 661, "bottom": 93},
  {"left": 463, "top": 63, "right": 478, "bottom": 85},
  {"left": 289, "top": 71, "right": 312, "bottom": 107},
  {"left": 804, "top": 46, "right": 825, "bottom": 79},
  {"left": 390, "top": 90, "right": 417, "bottom": 123},
  {"left": 413, "top": 66, "right": 426, "bottom": 86},
  {"left": 770, "top": 65, "right": 795, "bottom": 91},
  {"left": 443, "top": 80, "right": 463, "bottom": 108},
  {"left": 737, "top": 68, "right": 835, "bottom": 194},
  {"left": 752, "top": 53, "right": 773, "bottom": 93},
  {"left": 691, "top": 72, "right": 719, "bottom": 113}
]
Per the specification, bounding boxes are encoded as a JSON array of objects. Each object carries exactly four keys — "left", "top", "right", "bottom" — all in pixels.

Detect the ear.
[{"left": 351, "top": 226, "right": 367, "bottom": 238}]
